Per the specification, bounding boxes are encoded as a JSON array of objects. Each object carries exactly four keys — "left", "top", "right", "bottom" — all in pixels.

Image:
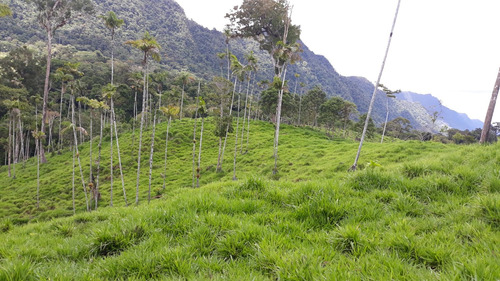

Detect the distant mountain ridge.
[
  {"left": 398, "top": 92, "right": 483, "bottom": 131},
  {"left": 0, "top": 0, "right": 482, "bottom": 132}
]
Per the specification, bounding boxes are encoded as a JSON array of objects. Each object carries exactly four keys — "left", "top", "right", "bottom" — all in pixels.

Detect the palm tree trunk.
[
  {"left": 197, "top": 117, "right": 204, "bottom": 188},
  {"left": 71, "top": 95, "right": 89, "bottom": 212},
  {"left": 109, "top": 105, "right": 113, "bottom": 207},
  {"left": 162, "top": 116, "right": 171, "bottom": 190},
  {"left": 147, "top": 101, "right": 158, "bottom": 203},
  {"left": 48, "top": 116, "right": 54, "bottom": 153},
  {"left": 180, "top": 84, "right": 185, "bottom": 120},
  {"left": 480, "top": 67, "right": 500, "bottom": 143},
  {"left": 192, "top": 83, "right": 200, "bottom": 188},
  {"left": 136, "top": 66, "right": 148, "bottom": 205},
  {"left": 89, "top": 109, "right": 93, "bottom": 186},
  {"left": 72, "top": 145, "right": 75, "bottom": 214},
  {"left": 381, "top": 98, "right": 390, "bottom": 143},
  {"left": 95, "top": 111, "right": 104, "bottom": 211},
  {"left": 351, "top": 0, "right": 401, "bottom": 171},
  {"left": 35, "top": 136, "right": 40, "bottom": 209},
  {"left": 78, "top": 101, "right": 83, "bottom": 144},
  {"left": 216, "top": 137, "right": 223, "bottom": 172},
  {"left": 240, "top": 75, "right": 251, "bottom": 153},
  {"left": 246, "top": 95, "right": 252, "bottom": 153},
  {"left": 40, "top": 29, "right": 53, "bottom": 164},
  {"left": 273, "top": 66, "right": 288, "bottom": 175},
  {"left": 148, "top": 92, "right": 161, "bottom": 202},
  {"left": 111, "top": 98, "right": 127, "bottom": 206},
  {"left": 7, "top": 113, "right": 11, "bottom": 177},
  {"left": 131, "top": 87, "right": 137, "bottom": 155},
  {"left": 220, "top": 77, "right": 238, "bottom": 171},
  {"left": 233, "top": 92, "right": 241, "bottom": 180}
]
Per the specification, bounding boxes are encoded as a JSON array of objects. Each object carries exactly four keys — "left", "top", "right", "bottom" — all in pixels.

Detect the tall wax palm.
[
  {"left": 102, "top": 83, "right": 127, "bottom": 206},
  {"left": 148, "top": 90, "right": 163, "bottom": 203},
  {"left": 159, "top": 105, "right": 179, "bottom": 190},
  {"left": 378, "top": 84, "right": 400, "bottom": 143},
  {"left": 94, "top": 100, "right": 109, "bottom": 210},
  {"left": 191, "top": 82, "right": 201, "bottom": 188},
  {"left": 351, "top": 0, "right": 401, "bottom": 171},
  {"left": 219, "top": 55, "right": 243, "bottom": 172},
  {"left": 125, "top": 31, "right": 161, "bottom": 205},
  {"left": 196, "top": 97, "right": 207, "bottom": 188},
  {"left": 33, "top": 0, "right": 93, "bottom": 163},
  {"left": 128, "top": 71, "right": 143, "bottom": 152},
  {"left": 177, "top": 71, "right": 194, "bottom": 120},
  {"left": 241, "top": 51, "right": 258, "bottom": 153},
  {"left": 99, "top": 11, "right": 124, "bottom": 85},
  {"left": 69, "top": 90, "right": 89, "bottom": 212},
  {"left": 31, "top": 130, "right": 44, "bottom": 209},
  {"left": 55, "top": 62, "right": 82, "bottom": 153}
]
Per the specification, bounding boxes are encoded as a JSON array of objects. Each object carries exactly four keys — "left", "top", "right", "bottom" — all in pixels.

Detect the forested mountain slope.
[{"left": 0, "top": 0, "right": 480, "bottom": 131}]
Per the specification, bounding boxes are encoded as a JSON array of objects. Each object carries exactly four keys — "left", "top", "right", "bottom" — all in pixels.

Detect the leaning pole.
[
  {"left": 351, "top": 0, "right": 402, "bottom": 171},
  {"left": 479, "top": 67, "right": 500, "bottom": 144}
]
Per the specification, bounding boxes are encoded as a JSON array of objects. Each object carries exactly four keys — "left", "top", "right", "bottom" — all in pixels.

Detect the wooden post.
[{"left": 479, "top": 67, "right": 500, "bottom": 143}]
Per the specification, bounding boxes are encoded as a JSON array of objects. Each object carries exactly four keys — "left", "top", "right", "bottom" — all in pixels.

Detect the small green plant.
[
  {"left": 0, "top": 219, "right": 13, "bottom": 233},
  {"left": 330, "top": 224, "right": 369, "bottom": 257}
]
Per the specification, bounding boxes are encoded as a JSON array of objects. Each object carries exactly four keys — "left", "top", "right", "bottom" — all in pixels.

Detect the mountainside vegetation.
[{"left": 0, "top": 0, "right": 480, "bottom": 133}]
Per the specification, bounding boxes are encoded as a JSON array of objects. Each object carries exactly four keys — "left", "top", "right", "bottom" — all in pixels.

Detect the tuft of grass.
[
  {"left": 89, "top": 224, "right": 147, "bottom": 257},
  {"left": 293, "top": 187, "right": 349, "bottom": 229},
  {"left": 330, "top": 224, "right": 369, "bottom": 257},
  {"left": 477, "top": 195, "right": 500, "bottom": 229}
]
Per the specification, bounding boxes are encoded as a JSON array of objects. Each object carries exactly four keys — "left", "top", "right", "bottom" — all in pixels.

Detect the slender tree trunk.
[
  {"left": 246, "top": 95, "right": 252, "bottom": 153},
  {"left": 132, "top": 87, "right": 137, "bottom": 155},
  {"left": 240, "top": 74, "right": 251, "bottom": 153},
  {"left": 72, "top": 145, "right": 75, "bottom": 215},
  {"left": 480, "top": 67, "right": 500, "bottom": 143},
  {"left": 35, "top": 136, "right": 40, "bottom": 209},
  {"left": 55, "top": 83, "right": 64, "bottom": 148},
  {"left": 89, "top": 109, "right": 93, "bottom": 186},
  {"left": 197, "top": 117, "right": 204, "bottom": 188},
  {"left": 180, "top": 84, "right": 185, "bottom": 120},
  {"left": 17, "top": 116, "right": 24, "bottom": 165},
  {"left": 233, "top": 92, "right": 241, "bottom": 180},
  {"left": 273, "top": 66, "right": 288, "bottom": 175},
  {"left": 162, "top": 116, "right": 171, "bottom": 190},
  {"left": 48, "top": 117, "right": 53, "bottom": 153},
  {"left": 111, "top": 99, "right": 127, "bottom": 206},
  {"left": 220, "top": 77, "right": 238, "bottom": 171},
  {"left": 192, "top": 83, "right": 200, "bottom": 188},
  {"left": 95, "top": 111, "right": 104, "bottom": 211},
  {"left": 7, "top": 113, "right": 11, "bottom": 177},
  {"left": 71, "top": 95, "right": 89, "bottom": 211},
  {"left": 136, "top": 65, "right": 148, "bottom": 205},
  {"left": 40, "top": 29, "right": 53, "bottom": 163},
  {"left": 12, "top": 116, "right": 16, "bottom": 179},
  {"left": 148, "top": 97, "right": 158, "bottom": 203},
  {"left": 110, "top": 105, "right": 113, "bottom": 207},
  {"left": 111, "top": 33, "right": 115, "bottom": 85},
  {"left": 351, "top": 0, "right": 401, "bottom": 171},
  {"left": 78, "top": 101, "right": 83, "bottom": 144},
  {"left": 216, "top": 91, "right": 225, "bottom": 172},
  {"left": 381, "top": 98, "right": 390, "bottom": 143}
]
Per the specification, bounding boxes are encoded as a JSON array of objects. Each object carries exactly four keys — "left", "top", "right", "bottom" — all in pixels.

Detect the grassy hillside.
[{"left": 0, "top": 119, "right": 499, "bottom": 280}]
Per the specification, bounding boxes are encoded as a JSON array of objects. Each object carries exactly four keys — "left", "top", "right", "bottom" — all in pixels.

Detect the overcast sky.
[{"left": 176, "top": 0, "right": 500, "bottom": 122}]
